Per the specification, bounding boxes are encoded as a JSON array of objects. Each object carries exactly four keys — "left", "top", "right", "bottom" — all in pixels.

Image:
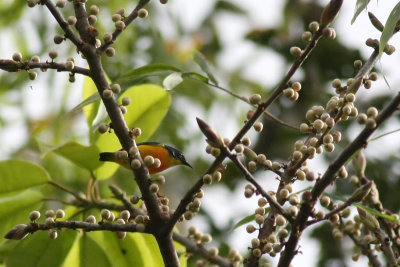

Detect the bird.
[{"left": 99, "top": 142, "right": 192, "bottom": 174}]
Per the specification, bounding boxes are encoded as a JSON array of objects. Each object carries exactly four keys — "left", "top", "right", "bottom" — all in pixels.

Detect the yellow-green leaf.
[
  {"left": 52, "top": 142, "right": 102, "bottom": 171},
  {"left": 0, "top": 160, "right": 50, "bottom": 194}
]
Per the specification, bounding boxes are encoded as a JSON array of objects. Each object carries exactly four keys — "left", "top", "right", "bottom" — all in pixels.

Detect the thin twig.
[
  {"left": 41, "top": 0, "right": 82, "bottom": 47},
  {"left": 227, "top": 150, "right": 293, "bottom": 223},
  {"left": 98, "top": 0, "right": 151, "bottom": 53},
  {"left": 0, "top": 60, "right": 91, "bottom": 76}
]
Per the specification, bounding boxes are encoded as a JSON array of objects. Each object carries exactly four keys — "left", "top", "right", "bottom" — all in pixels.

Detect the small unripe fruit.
[
  {"left": 255, "top": 207, "right": 265, "bottom": 216},
  {"left": 103, "top": 33, "right": 113, "bottom": 42},
  {"left": 201, "top": 234, "right": 212, "bottom": 243},
  {"left": 56, "top": 209, "right": 65, "bottom": 219},
  {"left": 235, "top": 144, "right": 244, "bottom": 153},
  {"left": 49, "top": 51, "right": 58, "bottom": 60},
  {"left": 258, "top": 198, "right": 267, "bottom": 207},
  {"left": 255, "top": 214, "right": 264, "bottom": 225},
  {"left": 27, "top": 0, "right": 37, "bottom": 7},
  {"left": 67, "top": 16, "right": 77, "bottom": 25},
  {"left": 369, "top": 72, "right": 378, "bottom": 81},
  {"left": 45, "top": 217, "right": 55, "bottom": 226},
  {"left": 279, "top": 189, "right": 289, "bottom": 200},
  {"left": 276, "top": 215, "right": 286, "bottom": 226},
  {"left": 54, "top": 35, "right": 64, "bottom": 44},
  {"left": 45, "top": 210, "right": 55, "bottom": 218},
  {"left": 248, "top": 161, "right": 257, "bottom": 172},
  {"left": 31, "top": 55, "right": 40, "bottom": 63},
  {"left": 98, "top": 123, "right": 108, "bottom": 133},
  {"left": 366, "top": 107, "right": 378, "bottom": 118},
  {"left": 28, "top": 71, "right": 37, "bottom": 80},
  {"left": 105, "top": 47, "right": 115, "bottom": 57},
  {"left": 203, "top": 174, "right": 212, "bottom": 185},
  {"left": 209, "top": 247, "right": 219, "bottom": 257},
  {"left": 249, "top": 94, "right": 262, "bottom": 105},
  {"left": 246, "top": 224, "right": 256, "bottom": 233},
  {"left": 320, "top": 195, "right": 330, "bottom": 207},
  {"left": 299, "top": 123, "right": 309, "bottom": 133},
  {"left": 130, "top": 159, "right": 141, "bottom": 169},
  {"left": 251, "top": 238, "right": 260, "bottom": 248},
  {"left": 366, "top": 118, "right": 377, "bottom": 129},
  {"left": 111, "top": 84, "right": 121, "bottom": 94},
  {"left": 244, "top": 188, "right": 254, "bottom": 198},
  {"left": 144, "top": 155, "right": 155, "bottom": 166},
  {"left": 86, "top": 215, "right": 96, "bottom": 223},
  {"left": 283, "top": 88, "right": 295, "bottom": 98},
  {"left": 302, "top": 31, "right": 312, "bottom": 41},
  {"left": 102, "top": 89, "right": 113, "bottom": 99},
  {"left": 112, "top": 14, "right": 122, "bottom": 22},
  {"left": 253, "top": 122, "right": 263, "bottom": 132},
  {"left": 12, "top": 52, "right": 22, "bottom": 62},
  {"left": 132, "top": 127, "right": 142, "bottom": 137},
  {"left": 115, "top": 21, "right": 125, "bottom": 30},
  {"left": 309, "top": 21, "right": 319, "bottom": 32},
  {"left": 49, "top": 230, "right": 58, "bottom": 239},
  {"left": 149, "top": 183, "right": 159, "bottom": 193},
  {"left": 65, "top": 60, "right": 74, "bottom": 71},
  {"left": 120, "top": 106, "right": 127, "bottom": 114},
  {"left": 138, "top": 8, "right": 148, "bottom": 18},
  {"left": 90, "top": 5, "right": 99, "bottom": 15},
  {"left": 296, "top": 170, "right": 306, "bottom": 180},
  {"left": 88, "top": 15, "right": 97, "bottom": 25},
  {"left": 56, "top": 0, "right": 66, "bottom": 8},
  {"left": 289, "top": 206, "right": 298, "bottom": 216},
  {"left": 29, "top": 211, "right": 40, "bottom": 221},
  {"left": 289, "top": 46, "right": 302, "bottom": 57},
  {"left": 242, "top": 137, "right": 251, "bottom": 146},
  {"left": 121, "top": 97, "right": 131, "bottom": 106}
]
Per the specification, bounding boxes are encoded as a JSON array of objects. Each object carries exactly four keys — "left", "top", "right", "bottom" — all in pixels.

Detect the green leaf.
[
  {"left": 355, "top": 204, "right": 400, "bottom": 225},
  {"left": 351, "top": 0, "right": 371, "bottom": 24},
  {"left": 182, "top": 72, "right": 209, "bottom": 83},
  {"left": 63, "top": 233, "right": 112, "bottom": 267},
  {"left": 0, "top": 160, "right": 50, "bottom": 194},
  {"left": 51, "top": 142, "right": 102, "bottom": 171},
  {"left": 118, "top": 64, "right": 182, "bottom": 81},
  {"left": 163, "top": 72, "right": 184, "bottom": 90},
  {"left": 70, "top": 93, "right": 101, "bottom": 114},
  {"left": 82, "top": 76, "right": 101, "bottom": 130},
  {"left": 0, "top": 189, "right": 43, "bottom": 239},
  {"left": 7, "top": 229, "right": 78, "bottom": 267},
  {"left": 94, "top": 84, "right": 171, "bottom": 179},
  {"left": 232, "top": 207, "right": 270, "bottom": 230},
  {"left": 193, "top": 51, "right": 218, "bottom": 85},
  {"left": 89, "top": 232, "right": 163, "bottom": 267},
  {"left": 379, "top": 2, "right": 400, "bottom": 57}
]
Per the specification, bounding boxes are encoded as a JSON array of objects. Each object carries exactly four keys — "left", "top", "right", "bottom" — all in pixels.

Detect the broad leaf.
[
  {"left": 94, "top": 84, "right": 171, "bottom": 179},
  {"left": 82, "top": 76, "right": 101, "bottom": 130},
  {"left": 63, "top": 233, "right": 111, "bottom": 267},
  {"left": 118, "top": 64, "right": 182, "bottom": 81},
  {"left": 0, "top": 189, "right": 43, "bottom": 239},
  {"left": 0, "top": 160, "right": 50, "bottom": 194},
  {"left": 7, "top": 229, "right": 78, "bottom": 267},
  {"left": 351, "top": 0, "right": 371, "bottom": 24},
  {"left": 52, "top": 142, "right": 102, "bottom": 171},
  {"left": 379, "top": 2, "right": 400, "bottom": 57},
  {"left": 89, "top": 231, "right": 163, "bottom": 267}
]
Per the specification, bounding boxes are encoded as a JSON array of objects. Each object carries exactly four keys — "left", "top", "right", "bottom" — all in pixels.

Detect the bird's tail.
[{"left": 99, "top": 152, "right": 115, "bottom": 162}]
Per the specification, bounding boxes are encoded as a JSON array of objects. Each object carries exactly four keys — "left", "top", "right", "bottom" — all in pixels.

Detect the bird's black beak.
[{"left": 182, "top": 160, "right": 192, "bottom": 168}]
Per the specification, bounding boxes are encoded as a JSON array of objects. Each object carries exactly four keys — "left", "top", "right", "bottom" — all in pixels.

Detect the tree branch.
[{"left": 0, "top": 60, "right": 90, "bottom": 76}]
